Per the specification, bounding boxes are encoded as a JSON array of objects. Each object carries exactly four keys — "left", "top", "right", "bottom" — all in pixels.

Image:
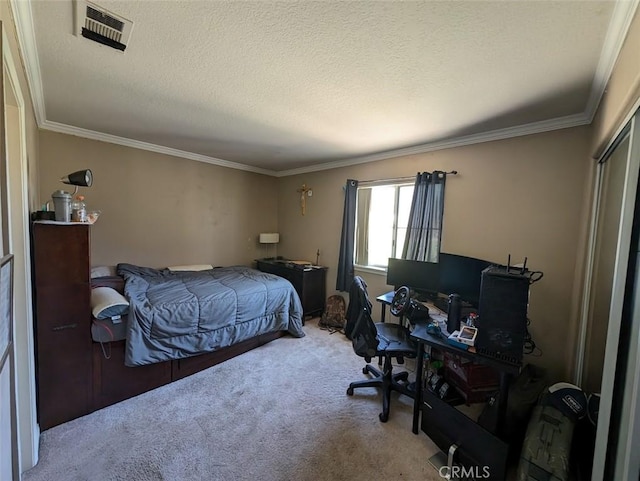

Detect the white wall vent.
[{"left": 74, "top": 0, "right": 134, "bottom": 52}]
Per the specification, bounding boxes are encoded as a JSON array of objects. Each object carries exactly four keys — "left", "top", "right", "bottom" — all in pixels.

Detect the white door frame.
[{"left": 2, "top": 25, "right": 39, "bottom": 474}]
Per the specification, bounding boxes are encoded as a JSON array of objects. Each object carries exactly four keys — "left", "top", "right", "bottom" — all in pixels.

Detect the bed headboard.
[{"left": 91, "top": 276, "right": 124, "bottom": 294}]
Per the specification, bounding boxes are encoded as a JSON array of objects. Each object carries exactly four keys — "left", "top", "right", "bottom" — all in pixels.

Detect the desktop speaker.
[{"left": 476, "top": 266, "right": 530, "bottom": 364}]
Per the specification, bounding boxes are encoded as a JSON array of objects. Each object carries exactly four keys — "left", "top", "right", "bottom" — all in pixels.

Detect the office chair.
[{"left": 345, "top": 277, "right": 418, "bottom": 422}]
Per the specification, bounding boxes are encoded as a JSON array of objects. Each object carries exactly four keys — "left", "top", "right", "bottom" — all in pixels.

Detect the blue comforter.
[{"left": 117, "top": 264, "right": 305, "bottom": 366}]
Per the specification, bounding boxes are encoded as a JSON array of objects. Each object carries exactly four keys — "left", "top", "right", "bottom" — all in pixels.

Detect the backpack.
[{"left": 319, "top": 295, "right": 346, "bottom": 332}]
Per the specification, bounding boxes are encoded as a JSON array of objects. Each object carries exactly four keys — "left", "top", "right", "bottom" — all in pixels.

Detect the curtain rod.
[{"left": 358, "top": 170, "right": 458, "bottom": 186}]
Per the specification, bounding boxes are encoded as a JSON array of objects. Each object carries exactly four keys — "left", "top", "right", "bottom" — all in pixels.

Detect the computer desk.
[
  {"left": 375, "top": 291, "right": 520, "bottom": 436},
  {"left": 410, "top": 321, "right": 520, "bottom": 436},
  {"left": 375, "top": 291, "right": 396, "bottom": 322}
]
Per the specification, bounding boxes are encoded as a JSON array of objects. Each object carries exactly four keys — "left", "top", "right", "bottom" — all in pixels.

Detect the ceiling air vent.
[{"left": 74, "top": 0, "right": 134, "bottom": 52}]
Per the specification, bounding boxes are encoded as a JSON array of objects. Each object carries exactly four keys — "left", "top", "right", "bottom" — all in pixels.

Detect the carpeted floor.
[{"left": 24, "top": 319, "right": 442, "bottom": 481}]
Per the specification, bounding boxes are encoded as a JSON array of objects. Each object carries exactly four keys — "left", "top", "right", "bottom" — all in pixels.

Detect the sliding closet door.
[
  {"left": 607, "top": 113, "right": 640, "bottom": 481},
  {"left": 582, "top": 133, "right": 629, "bottom": 393},
  {"left": 591, "top": 112, "right": 640, "bottom": 481}
]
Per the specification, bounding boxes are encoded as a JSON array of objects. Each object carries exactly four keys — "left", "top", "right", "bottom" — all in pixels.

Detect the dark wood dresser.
[
  {"left": 31, "top": 222, "right": 93, "bottom": 429},
  {"left": 255, "top": 259, "right": 327, "bottom": 318}
]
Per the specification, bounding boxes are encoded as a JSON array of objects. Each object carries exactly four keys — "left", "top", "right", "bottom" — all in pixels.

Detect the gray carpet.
[{"left": 24, "top": 319, "right": 441, "bottom": 481}]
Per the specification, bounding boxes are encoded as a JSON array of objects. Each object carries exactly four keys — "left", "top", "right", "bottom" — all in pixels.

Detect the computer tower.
[{"left": 476, "top": 266, "right": 530, "bottom": 364}]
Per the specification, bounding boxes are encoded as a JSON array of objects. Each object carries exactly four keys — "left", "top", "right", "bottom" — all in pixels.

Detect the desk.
[
  {"left": 376, "top": 291, "right": 520, "bottom": 434},
  {"left": 410, "top": 322, "right": 519, "bottom": 478},
  {"left": 378, "top": 291, "right": 520, "bottom": 477},
  {"left": 410, "top": 321, "right": 520, "bottom": 435},
  {"left": 375, "top": 291, "right": 396, "bottom": 322}
]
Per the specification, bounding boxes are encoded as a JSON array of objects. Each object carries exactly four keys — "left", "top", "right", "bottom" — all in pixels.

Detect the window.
[{"left": 354, "top": 182, "right": 414, "bottom": 269}]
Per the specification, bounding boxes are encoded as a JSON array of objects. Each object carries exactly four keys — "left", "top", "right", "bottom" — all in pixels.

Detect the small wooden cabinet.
[
  {"left": 256, "top": 259, "right": 327, "bottom": 318},
  {"left": 32, "top": 222, "right": 93, "bottom": 430}
]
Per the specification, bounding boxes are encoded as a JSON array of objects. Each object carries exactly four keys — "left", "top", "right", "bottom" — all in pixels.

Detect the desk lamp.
[
  {"left": 259, "top": 233, "right": 279, "bottom": 260},
  {"left": 51, "top": 169, "right": 93, "bottom": 222},
  {"left": 61, "top": 169, "right": 93, "bottom": 194}
]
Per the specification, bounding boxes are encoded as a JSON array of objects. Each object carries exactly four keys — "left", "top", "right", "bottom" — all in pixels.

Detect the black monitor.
[
  {"left": 387, "top": 258, "right": 440, "bottom": 296},
  {"left": 438, "top": 253, "right": 493, "bottom": 307}
]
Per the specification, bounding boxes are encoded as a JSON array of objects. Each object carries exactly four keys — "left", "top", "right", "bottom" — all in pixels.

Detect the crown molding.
[
  {"left": 584, "top": 0, "right": 640, "bottom": 122},
  {"left": 275, "top": 113, "right": 590, "bottom": 177},
  {"left": 41, "top": 112, "right": 589, "bottom": 179},
  {"left": 41, "top": 120, "right": 277, "bottom": 176},
  {"left": 9, "top": 0, "right": 46, "bottom": 126}
]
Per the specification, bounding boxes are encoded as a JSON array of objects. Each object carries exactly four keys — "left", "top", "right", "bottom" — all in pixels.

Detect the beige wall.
[
  {"left": 278, "top": 127, "right": 592, "bottom": 381},
  {"left": 592, "top": 8, "right": 640, "bottom": 157},
  {"left": 38, "top": 131, "right": 279, "bottom": 268},
  {"left": 35, "top": 125, "right": 592, "bottom": 382}
]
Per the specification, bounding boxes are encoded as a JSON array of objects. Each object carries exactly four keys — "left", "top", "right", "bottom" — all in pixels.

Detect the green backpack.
[{"left": 319, "top": 295, "right": 346, "bottom": 333}]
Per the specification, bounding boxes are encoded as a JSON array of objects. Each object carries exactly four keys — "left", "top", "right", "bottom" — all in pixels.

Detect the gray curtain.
[
  {"left": 336, "top": 179, "right": 359, "bottom": 291},
  {"left": 402, "top": 171, "right": 446, "bottom": 262},
  {"left": 354, "top": 187, "right": 371, "bottom": 266}
]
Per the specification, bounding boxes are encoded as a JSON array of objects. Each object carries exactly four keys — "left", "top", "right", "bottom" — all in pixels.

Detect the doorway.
[{"left": 1, "top": 23, "right": 39, "bottom": 477}]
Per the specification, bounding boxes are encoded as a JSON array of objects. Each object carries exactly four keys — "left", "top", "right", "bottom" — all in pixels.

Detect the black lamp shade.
[{"left": 61, "top": 169, "right": 93, "bottom": 187}]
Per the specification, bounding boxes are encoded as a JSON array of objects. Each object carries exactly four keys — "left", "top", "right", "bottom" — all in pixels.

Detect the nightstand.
[{"left": 255, "top": 259, "right": 327, "bottom": 319}]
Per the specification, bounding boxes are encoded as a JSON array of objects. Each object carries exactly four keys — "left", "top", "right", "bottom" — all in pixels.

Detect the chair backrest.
[
  {"left": 345, "top": 275, "right": 373, "bottom": 339},
  {"left": 346, "top": 276, "right": 379, "bottom": 360},
  {"left": 350, "top": 307, "right": 379, "bottom": 361}
]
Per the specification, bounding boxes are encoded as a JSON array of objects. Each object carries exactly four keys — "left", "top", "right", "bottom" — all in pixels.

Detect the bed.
[{"left": 116, "top": 263, "right": 305, "bottom": 366}]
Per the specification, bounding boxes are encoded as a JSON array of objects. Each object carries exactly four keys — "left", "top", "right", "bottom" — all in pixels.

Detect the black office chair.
[{"left": 345, "top": 277, "right": 418, "bottom": 422}]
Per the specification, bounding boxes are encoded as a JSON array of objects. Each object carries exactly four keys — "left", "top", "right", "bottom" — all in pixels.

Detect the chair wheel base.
[
  {"left": 346, "top": 387, "right": 354, "bottom": 396},
  {"left": 379, "top": 412, "right": 388, "bottom": 422}
]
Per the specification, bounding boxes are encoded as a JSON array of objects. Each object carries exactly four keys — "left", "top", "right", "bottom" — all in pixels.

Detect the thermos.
[
  {"left": 447, "top": 293, "right": 462, "bottom": 334},
  {"left": 51, "top": 190, "right": 72, "bottom": 222}
]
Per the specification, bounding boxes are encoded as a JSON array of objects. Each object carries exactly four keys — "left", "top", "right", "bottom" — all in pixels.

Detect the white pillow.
[
  {"left": 91, "top": 287, "right": 129, "bottom": 320},
  {"left": 90, "top": 265, "right": 117, "bottom": 278},
  {"left": 166, "top": 264, "right": 213, "bottom": 272}
]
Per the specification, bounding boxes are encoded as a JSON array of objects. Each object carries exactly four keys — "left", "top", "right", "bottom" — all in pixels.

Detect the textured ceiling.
[{"left": 28, "top": 0, "right": 618, "bottom": 172}]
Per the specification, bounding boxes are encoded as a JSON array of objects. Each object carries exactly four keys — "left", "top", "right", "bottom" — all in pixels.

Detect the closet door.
[
  {"left": 582, "top": 132, "right": 630, "bottom": 393},
  {"left": 588, "top": 111, "right": 640, "bottom": 481}
]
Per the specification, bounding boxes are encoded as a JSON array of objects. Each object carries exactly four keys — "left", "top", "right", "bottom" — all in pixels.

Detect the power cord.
[
  {"left": 523, "top": 318, "right": 542, "bottom": 356},
  {"left": 528, "top": 271, "right": 544, "bottom": 283}
]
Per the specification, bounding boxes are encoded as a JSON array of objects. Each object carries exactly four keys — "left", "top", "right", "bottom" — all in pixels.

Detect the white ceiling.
[{"left": 14, "top": 1, "right": 639, "bottom": 175}]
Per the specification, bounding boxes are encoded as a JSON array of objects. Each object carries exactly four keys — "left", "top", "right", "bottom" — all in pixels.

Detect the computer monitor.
[
  {"left": 438, "top": 253, "right": 493, "bottom": 307},
  {"left": 386, "top": 258, "right": 440, "bottom": 297}
]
